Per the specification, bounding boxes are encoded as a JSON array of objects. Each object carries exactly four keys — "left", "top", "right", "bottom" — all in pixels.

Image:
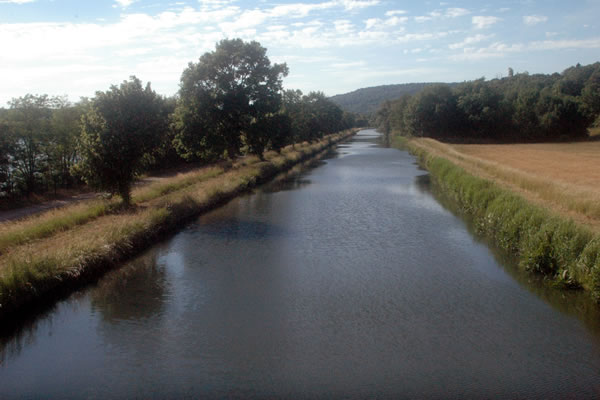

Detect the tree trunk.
[{"left": 119, "top": 182, "right": 131, "bottom": 207}]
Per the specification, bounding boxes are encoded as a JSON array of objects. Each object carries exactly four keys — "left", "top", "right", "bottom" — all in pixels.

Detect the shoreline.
[
  {"left": 0, "top": 130, "right": 357, "bottom": 322},
  {"left": 394, "top": 135, "right": 600, "bottom": 302}
]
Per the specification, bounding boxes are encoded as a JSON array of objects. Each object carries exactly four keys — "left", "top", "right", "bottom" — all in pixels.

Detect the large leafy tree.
[
  {"left": 173, "top": 39, "right": 288, "bottom": 161},
  {"left": 75, "top": 76, "right": 166, "bottom": 205}
]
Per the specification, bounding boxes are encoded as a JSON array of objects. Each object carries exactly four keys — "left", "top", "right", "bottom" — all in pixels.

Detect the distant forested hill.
[{"left": 330, "top": 83, "right": 442, "bottom": 115}]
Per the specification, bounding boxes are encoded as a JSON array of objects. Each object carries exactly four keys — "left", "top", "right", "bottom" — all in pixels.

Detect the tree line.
[
  {"left": 0, "top": 39, "right": 357, "bottom": 205},
  {"left": 375, "top": 62, "right": 600, "bottom": 142}
]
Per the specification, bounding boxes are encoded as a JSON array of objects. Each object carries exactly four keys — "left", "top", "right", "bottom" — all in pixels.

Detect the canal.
[{"left": 1, "top": 129, "right": 600, "bottom": 398}]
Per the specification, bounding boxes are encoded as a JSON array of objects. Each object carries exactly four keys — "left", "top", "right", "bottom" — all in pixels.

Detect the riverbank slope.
[
  {"left": 0, "top": 130, "right": 356, "bottom": 321},
  {"left": 397, "top": 136, "right": 600, "bottom": 301}
]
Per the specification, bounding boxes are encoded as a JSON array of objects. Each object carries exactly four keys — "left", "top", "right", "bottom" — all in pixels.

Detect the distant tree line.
[
  {"left": 375, "top": 62, "right": 600, "bottom": 142},
  {"left": 330, "top": 83, "right": 437, "bottom": 115},
  {"left": 0, "top": 39, "right": 356, "bottom": 204}
]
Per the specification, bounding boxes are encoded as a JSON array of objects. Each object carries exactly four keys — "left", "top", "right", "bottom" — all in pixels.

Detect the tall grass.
[
  {"left": 0, "top": 130, "right": 356, "bottom": 319},
  {"left": 406, "top": 140, "right": 600, "bottom": 301},
  {"left": 0, "top": 143, "right": 322, "bottom": 254},
  {"left": 410, "top": 139, "right": 600, "bottom": 225}
]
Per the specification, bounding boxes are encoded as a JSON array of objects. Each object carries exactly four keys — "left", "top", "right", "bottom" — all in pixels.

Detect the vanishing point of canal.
[{"left": 2, "top": 130, "right": 600, "bottom": 398}]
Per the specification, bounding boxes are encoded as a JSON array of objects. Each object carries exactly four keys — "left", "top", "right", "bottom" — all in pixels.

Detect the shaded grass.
[
  {"left": 0, "top": 145, "right": 305, "bottom": 254},
  {"left": 405, "top": 140, "right": 600, "bottom": 301},
  {"left": 0, "top": 130, "right": 356, "bottom": 319},
  {"left": 0, "top": 165, "right": 235, "bottom": 254},
  {"left": 0, "top": 200, "right": 117, "bottom": 255}
]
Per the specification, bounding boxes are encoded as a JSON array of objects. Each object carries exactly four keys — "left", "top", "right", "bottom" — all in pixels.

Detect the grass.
[
  {"left": 0, "top": 143, "right": 322, "bottom": 255},
  {"left": 0, "top": 130, "right": 356, "bottom": 319},
  {"left": 409, "top": 138, "right": 600, "bottom": 230},
  {"left": 402, "top": 137, "right": 600, "bottom": 301}
]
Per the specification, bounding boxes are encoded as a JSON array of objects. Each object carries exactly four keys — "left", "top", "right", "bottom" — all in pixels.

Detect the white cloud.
[
  {"left": 396, "top": 31, "right": 453, "bottom": 42},
  {"left": 338, "top": 0, "right": 379, "bottom": 10},
  {"left": 448, "top": 38, "right": 600, "bottom": 61},
  {"left": 449, "top": 34, "right": 494, "bottom": 49},
  {"left": 385, "top": 10, "right": 407, "bottom": 16},
  {"left": 449, "top": 42, "right": 523, "bottom": 61},
  {"left": 523, "top": 15, "right": 548, "bottom": 26},
  {"left": 334, "top": 19, "right": 353, "bottom": 34},
  {"left": 0, "top": 0, "right": 35, "bottom": 3},
  {"left": 415, "top": 7, "right": 469, "bottom": 22},
  {"left": 384, "top": 16, "right": 408, "bottom": 26},
  {"left": 446, "top": 8, "right": 470, "bottom": 18},
  {"left": 114, "top": 0, "right": 135, "bottom": 8},
  {"left": 365, "top": 18, "right": 379, "bottom": 30},
  {"left": 472, "top": 16, "right": 501, "bottom": 29},
  {"left": 331, "top": 61, "right": 367, "bottom": 68},
  {"left": 270, "top": 2, "right": 336, "bottom": 18},
  {"left": 415, "top": 16, "right": 433, "bottom": 23},
  {"left": 529, "top": 38, "right": 600, "bottom": 50}
]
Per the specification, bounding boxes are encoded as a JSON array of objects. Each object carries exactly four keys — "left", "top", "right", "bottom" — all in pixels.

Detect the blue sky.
[{"left": 1, "top": 0, "right": 599, "bottom": 106}]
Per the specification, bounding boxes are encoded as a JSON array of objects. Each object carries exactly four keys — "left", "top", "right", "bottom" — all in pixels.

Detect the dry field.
[{"left": 411, "top": 138, "right": 600, "bottom": 230}]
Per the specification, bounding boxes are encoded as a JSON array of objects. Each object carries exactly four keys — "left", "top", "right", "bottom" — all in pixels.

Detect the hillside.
[{"left": 330, "top": 83, "right": 439, "bottom": 115}]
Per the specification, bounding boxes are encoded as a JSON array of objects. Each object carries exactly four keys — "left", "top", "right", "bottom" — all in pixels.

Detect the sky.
[{"left": 1, "top": 0, "right": 599, "bottom": 106}]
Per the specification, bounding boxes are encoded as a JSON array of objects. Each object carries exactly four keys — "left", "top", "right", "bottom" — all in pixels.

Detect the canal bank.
[
  {"left": 396, "top": 135, "right": 600, "bottom": 301},
  {"left": 0, "top": 130, "right": 356, "bottom": 323},
  {"left": 2, "top": 129, "right": 600, "bottom": 399}
]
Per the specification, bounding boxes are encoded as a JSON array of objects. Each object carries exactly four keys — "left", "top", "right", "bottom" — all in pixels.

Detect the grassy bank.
[
  {"left": 395, "top": 136, "right": 600, "bottom": 301},
  {"left": 0, "top": 130, "right": 356, "bottom": 320}
]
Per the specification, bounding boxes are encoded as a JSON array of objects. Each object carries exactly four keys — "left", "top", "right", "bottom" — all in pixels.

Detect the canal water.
[{"left": 2, "top": 130, "right": 600, "bottom": 398}]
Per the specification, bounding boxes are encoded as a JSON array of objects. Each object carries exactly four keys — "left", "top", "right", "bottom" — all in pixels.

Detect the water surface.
[{"left": 2, "top": 130, "right": 600, "bottom": 398}]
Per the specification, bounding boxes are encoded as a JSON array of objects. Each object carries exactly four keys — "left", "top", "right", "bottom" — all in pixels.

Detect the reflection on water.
[
  {"left": 426, "top": 180, "right": 600, "bottom": 338},
  {"left": 91, "top": 252, "right": 169, "bottom": 323},
  {"left": 1, "top": 130, "right": 600, "bottom": 398}
]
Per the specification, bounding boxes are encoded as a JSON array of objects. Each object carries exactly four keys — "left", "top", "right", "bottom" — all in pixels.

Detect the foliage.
[
  {"left": 330, "top": 82, "right": 439, "bottom": 115},
  {"left": 173, "top": 39, "right": 289, "bottom": 160},
  {"left": 3, "top": 95, "right": 54, "bottom": 195},
  {"left": 0, "top": 131, "right": 355, "bottom": 319},
  {"left": 376, "top": 62, "right": 600, "bottom": 142},
  {"left": 407, "top": 141, "right": 600, "bottom": 300},
  {"left": 0, "top": 95, "right": 83, "bottom": 200},
  {"left": 0, "top": 38, "right": 359, "bottom": 205},
  {"left": 74, "top": 76, "right": 168, "bottom": 205}
]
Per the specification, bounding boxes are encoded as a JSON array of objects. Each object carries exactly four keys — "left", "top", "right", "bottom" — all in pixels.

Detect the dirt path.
[
  {"left": 0, "top": 193, "right": 99, "bottom": 223},
  {"left": 0, "top": 162, "right": 219, "bottom": 223}
]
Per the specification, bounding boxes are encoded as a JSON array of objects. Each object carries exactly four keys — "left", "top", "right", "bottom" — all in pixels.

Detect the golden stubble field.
[{"left": 411, "top": 138, "right": 600, "bottom": 230}]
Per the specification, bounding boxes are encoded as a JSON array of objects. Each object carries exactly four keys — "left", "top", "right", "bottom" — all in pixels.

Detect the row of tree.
[
  {"left": 1, "top": 39, "right": 357, "bottom": 204},
  {"left": 375, "top": 62, "right": 600, "bottom": 142}
]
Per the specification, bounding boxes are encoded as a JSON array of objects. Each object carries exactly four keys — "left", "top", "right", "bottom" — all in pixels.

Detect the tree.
[
  {"left": 74, "top": 76, "right": 167, "bottom": 205},
  {"left": 0, "top": 120, "right": 16, "bottom": 197},
  {"left": 245, "top": 112, "right": 292, "bottom": 156},
  {"left": 47, "top": 97, "right": 82, "bottom": 190},
  {"left": 173, "top": 39, "right": 288, "bottom": 160},
  {"left": 404, "top": 84, "right": 458, "bottom": 138},
  {"left": 5, "top": 94, "right": 54, "bottom": 195},
  {"left": 581, "top": 68, "right": 600, "bottom": 118}
]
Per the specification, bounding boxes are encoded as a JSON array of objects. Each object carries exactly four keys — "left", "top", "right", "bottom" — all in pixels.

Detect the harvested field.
[
  {"left": 410, "top": 138, "right": 600, "bottom": 230},
  {"left": 453, "top": 142, "right": 600, "bottom": 190}
]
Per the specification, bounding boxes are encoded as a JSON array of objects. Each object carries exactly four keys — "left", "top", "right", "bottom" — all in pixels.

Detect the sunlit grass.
[
  {"left": 405, "top": 138, "right": 600, "bottom": 301},
  {"left": 410, "top": 138, "right": 600, "bottom": 229},
  {"left": 0, "top": 130, "right": 356, "bottom": 317}
]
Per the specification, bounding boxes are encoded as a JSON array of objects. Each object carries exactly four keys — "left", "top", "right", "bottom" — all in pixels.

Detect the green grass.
[
  {"left": 405, "top": 139, "right": 600, "bottom": 301},
  {"left": 0, "top": 130, "right": 357, "bottom": 319}
]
